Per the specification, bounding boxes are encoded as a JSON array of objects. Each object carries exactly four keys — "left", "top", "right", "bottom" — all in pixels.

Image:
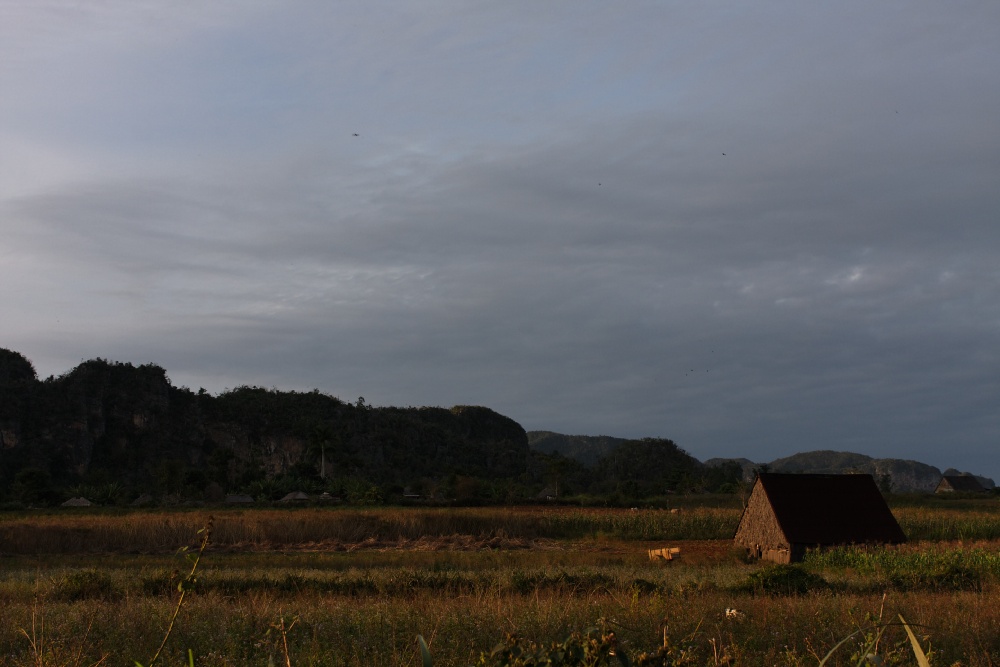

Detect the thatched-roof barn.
[
  {"left": 935, "top": 475, "right": 986, "bottom": 494},
  {"left": 734, "top": 473, "right": 905, "bottom": 563},
  {"left": 279, "top": 491, "right": 310, "bottom": 503}
]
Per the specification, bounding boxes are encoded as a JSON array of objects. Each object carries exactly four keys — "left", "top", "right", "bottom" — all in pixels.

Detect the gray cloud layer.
[{"left": 2, "top": 1, "right": 999, "bottom": 477}]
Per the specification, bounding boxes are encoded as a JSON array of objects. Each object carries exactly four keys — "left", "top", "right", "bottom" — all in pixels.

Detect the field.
[{"left": 2, "top": 500, "right": 1000, "bottom": 666}]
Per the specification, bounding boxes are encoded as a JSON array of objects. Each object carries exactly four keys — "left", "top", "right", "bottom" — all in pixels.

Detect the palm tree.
[{"left": 309, "top": 423, "right": 336, "bottom": 480}]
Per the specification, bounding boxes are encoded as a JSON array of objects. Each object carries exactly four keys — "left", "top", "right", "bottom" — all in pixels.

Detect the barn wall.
[
  {"left": 762, "top": 548, "right": 791, "bottom": 564},
  {"left": 733, "top": 481, "right": 788, "bottom": 556}
]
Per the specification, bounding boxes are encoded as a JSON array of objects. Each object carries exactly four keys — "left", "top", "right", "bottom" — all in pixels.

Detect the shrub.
[
  {"left": 467, "top": 625, "right": 703, "bottom": 667},
  {"left": 736, "top": 564, "right": 829, "bottom": 595},
  {"left": 890, "top": 562, "right": 983, "bottom": 592},
  {"left": 54, "top": 569, "right": 119, "bottom": 601}
]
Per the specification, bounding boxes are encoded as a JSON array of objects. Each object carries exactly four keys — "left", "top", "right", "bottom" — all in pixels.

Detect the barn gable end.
[
  {"left": 733, "top": 478, "right": 789, "bottom": 562},
  {"left": 734, "top": 473, "right": 905, "bottom": 563}
]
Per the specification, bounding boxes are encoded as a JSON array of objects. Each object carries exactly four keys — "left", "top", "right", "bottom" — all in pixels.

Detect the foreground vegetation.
[{"left": 2, "top": 503, "right": 999, "bottom": 665}]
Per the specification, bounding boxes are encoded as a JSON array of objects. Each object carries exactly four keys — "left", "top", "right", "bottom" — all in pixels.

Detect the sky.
[{"left": 2, "top": 1, "right": 999, "bottom": 478}]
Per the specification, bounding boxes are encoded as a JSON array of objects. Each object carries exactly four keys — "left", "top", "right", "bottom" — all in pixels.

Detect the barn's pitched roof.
[
  {"left": 756, "top": 473, "right": 905, "bottom": 546},
  {"left": 937, "top": 475, "right": 985, "bottom": 493}
]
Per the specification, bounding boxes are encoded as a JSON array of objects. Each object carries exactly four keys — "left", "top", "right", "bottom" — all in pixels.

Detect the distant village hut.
[
  {"left": 935, "top": 475, "right": 986, "bottom": 494},
  {"left": 61, "top": 497, "right": 93, "bottom": 507},
  {"left": 734, "top": 473, "right": 905, "bottom": 563},
  {"left": 535, "top": 486, "right": 559, "bottom": 501}
]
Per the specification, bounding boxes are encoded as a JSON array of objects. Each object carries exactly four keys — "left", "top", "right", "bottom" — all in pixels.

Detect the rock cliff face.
[
  {"left": 0, "top": 350, "right": 530, "bottom": 496},
  {"left": 871, "top": 459, "right": 948, "bottom": 493}
]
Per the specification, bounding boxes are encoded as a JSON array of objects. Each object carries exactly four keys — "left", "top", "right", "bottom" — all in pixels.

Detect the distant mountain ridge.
[
  {"left": 2, "top": 346, "right": 989, "bottom": 503},
  {"left": 765, "top": 451, "right": 994, "bottom": 493},
  {"left": 529, "top": 434, "right": 994, "bottom": 494},
  {"left": 766, "top": 450, "right": 949, "bottom": 493}
]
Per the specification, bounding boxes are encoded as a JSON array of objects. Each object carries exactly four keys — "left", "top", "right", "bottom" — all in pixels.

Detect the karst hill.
[{"left": 0, "top": 348, "right": 529, "bottom": 502}]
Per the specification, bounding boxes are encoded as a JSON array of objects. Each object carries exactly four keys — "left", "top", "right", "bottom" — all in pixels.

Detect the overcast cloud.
[{"left": 2, "top": 1, "right": 998, "bottom": 477}]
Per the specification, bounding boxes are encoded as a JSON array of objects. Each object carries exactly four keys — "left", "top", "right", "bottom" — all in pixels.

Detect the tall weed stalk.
[{"left": 137, "top": 516, "right": 213, "bottom": 667}]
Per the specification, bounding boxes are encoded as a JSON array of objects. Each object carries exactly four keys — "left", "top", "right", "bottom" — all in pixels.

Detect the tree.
[
  {"left": 543, "top": 452, "right": 585, "bottom": 499},
  {"left": 877, "top": 472, "right": 894, "bottom": 495},
  {"left": 308, "top": 423, "right": 337, "bottom": 480},
  {"left": 207, "top": 447, "right": 236, "bottom": 488},
  {"left": 0, "top": 348, "right": 37, "bottom": 384},
  {"left": 12, "top": 467, "right": 53, "bottom": 505}
]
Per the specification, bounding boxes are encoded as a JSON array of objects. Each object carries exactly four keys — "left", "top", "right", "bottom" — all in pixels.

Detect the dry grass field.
[{"left": 2, "top": 503, "right": 999, "bottom": 666}]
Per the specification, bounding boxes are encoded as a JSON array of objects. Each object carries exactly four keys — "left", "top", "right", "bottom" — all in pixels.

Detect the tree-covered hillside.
[
  {"left": 4, "top": 349, "right": 991, "bottom": 505},
  {"left": 0, "top": 348, "right": 745, "bottom": 506},
  {"left": 527, "top": 431, "right": 745, "bottom": 497},
  {"left": 526, "top": 431, "right": 625, "bottom": 466},
  {"left": 0, "top": 349, "right": 532, "bottom": 505}
]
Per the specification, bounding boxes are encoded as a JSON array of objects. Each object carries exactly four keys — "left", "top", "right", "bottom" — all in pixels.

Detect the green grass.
[{"left": 893, "top": 506, "right": 1000, "bottom": 541}]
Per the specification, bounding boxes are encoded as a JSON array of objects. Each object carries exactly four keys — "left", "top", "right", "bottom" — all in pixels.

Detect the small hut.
[
  {"left": 535, "top": 486, "right": 558, "bottom": 501},
  {"left": 734, "top": 473, "right": 905, "bottom": 563},
  {"left": 279, "top": 491, "right": 310, "bottom": 503},
  {"left": 935, "top": 475, "right": 986, "bottom": 494},
  {"left": 61, "top": 497, "right": 93, "bottom": 507}
]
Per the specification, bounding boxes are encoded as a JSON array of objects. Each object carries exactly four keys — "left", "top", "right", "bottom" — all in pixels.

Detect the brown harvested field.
[
  {"left": 0, "top": 505, "right": 741, "bottom": 553},
  {"left": 3, "top": 504, "right": 1000, "bottom": 665}
]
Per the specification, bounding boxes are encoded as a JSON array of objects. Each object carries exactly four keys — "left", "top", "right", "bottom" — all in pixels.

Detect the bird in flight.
[{"left": 352, "top": 133, "right": 359, "bottom": 137}]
